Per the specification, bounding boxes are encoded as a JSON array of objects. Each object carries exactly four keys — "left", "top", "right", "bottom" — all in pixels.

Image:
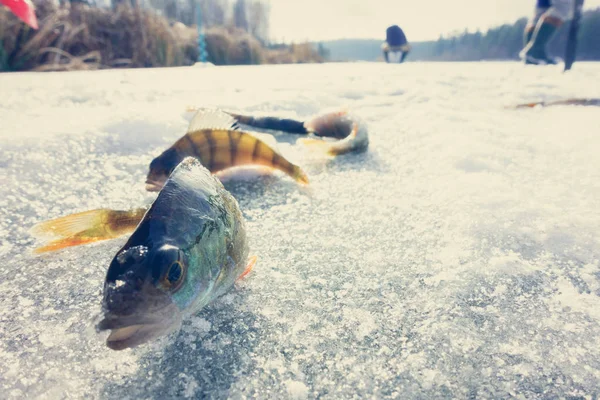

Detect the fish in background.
[
  {"left": 31, "top": 109, "right": 309, "bottom": 254},
  {"left": 186, "top": 107, "right": 370, "bottom": 156},
  {"left": 512, "top": 98, "right": 600, "bottom": 108},
  {"left": 37, "top": 158, "right": 256, "bottom": 350},
  {"left": 145, "top": 108, "right": 309, "bottom": 192}
]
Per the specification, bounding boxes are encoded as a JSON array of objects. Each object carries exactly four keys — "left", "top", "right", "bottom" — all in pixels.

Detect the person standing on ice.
[
  {"left": 520, "top": 0, "right": 573, "bottom": 64},
  {"left": 382, "top": 25, "right": 411, "bottom": 63}
]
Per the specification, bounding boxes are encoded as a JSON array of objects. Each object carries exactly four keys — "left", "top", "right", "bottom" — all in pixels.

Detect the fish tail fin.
[
  {"left": 30, "top": 208, "right": 147, "bottom": 253},
  {"left": 270, "top": 152, "right": 310, "bottom": 185},
  {"left": 292, "top": 165, "right": 310, "bottom": 185},
  {"left": 298, "top": 138, "right": 336, "bottom": 157},
  {"left": 514, "top": 102, "right": 544, "bottom": 109},
  {"left": 233, "top": 131, "right": 310, "bottom": 185}
]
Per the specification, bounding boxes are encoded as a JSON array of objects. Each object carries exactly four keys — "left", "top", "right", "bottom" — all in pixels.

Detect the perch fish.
[
  {"left": 145, "top": 108, "right": 309, "bottom": 191},
  {"left": 97, "top": 158, "right": 254, "bottom": 349}
]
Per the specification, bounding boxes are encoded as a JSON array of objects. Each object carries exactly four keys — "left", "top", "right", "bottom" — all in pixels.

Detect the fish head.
[
  {"left": 304, "top": 109, "right": 353, "bottom": 139},
  {"left": 97, "top": 243, "right": 190, "bottom": 350},
  {"left": 146, "top": 148, "right": 181, "bottom": 192}
]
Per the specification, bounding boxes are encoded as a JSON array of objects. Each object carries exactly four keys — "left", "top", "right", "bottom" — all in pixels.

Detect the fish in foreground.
[
  {"left": 91, "top": 157, "right": 254, "bottom": 350},
  {"left": 223, "top": 108, "right": 370, "bottom": 156},
  {"left": 145, "top": 108, "right": 309, "bottom": 192},
  {"left": 31, "top": 158, "right": 255, "bottom": 349}
]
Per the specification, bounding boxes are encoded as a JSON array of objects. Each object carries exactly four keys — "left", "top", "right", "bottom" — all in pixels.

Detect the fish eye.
[{"left": 163, "top": 260, "right": 185, "bottom": 291}]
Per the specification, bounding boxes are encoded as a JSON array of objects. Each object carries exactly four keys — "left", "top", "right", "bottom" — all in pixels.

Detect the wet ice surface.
[{"left": 1, "top": 62, "right": 600, "bottom": 398}]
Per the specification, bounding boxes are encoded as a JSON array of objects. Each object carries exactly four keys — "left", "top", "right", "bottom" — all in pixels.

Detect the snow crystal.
[
  {"left": 1, "top": 62, "right": 600, "bottom": 398},
  {"left": 285, "top": 380, "right": 309, "bottom": 399}
]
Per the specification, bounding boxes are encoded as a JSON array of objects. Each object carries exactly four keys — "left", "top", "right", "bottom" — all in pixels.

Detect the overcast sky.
[{"left": 269, "top": 0, "right": 600, "bottom": 42}]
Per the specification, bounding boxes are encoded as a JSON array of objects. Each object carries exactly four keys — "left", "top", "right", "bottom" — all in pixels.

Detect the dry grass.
[
  {"left": 0, "top": 1, "right": 323, "bottom": 72},
  {"left": 264, "top": 43, "right": 325, "bottom": 64}
]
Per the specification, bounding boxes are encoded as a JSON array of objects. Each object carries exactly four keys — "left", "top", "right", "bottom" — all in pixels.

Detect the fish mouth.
[
  {"left": 97, "top": 307, "right": 181, "bottom": 351},
  {"left": 145, "top": 179, "right": 164, "bottom": 192},
  {"left": 104, "top": 323, "right": 173, "bottom": 351}
]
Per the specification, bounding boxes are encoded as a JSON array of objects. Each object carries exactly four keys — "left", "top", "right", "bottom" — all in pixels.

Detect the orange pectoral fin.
[
  {"left": 237, "top": 255, "right": 258, "bottom": 281},
  {"left": 34, "top": 236, "right": 108, "bottom": 254}
]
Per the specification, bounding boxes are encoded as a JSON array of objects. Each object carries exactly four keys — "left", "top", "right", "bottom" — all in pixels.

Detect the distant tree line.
[
  {"left": 142, "top": 0, "right": 271, "bottom": 44},
  {"left": 412, "top": 8, "right": 600, "bottom": 61},
  {"left": 323, "top": 8, "right": 600, "bottom": 62}
]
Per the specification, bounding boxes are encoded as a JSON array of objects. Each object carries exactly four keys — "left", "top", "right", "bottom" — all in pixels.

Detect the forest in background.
[
  {"left": 0, "top": 0, "right": 325, "bottom": 71},
  {"left": 323, "top": 8, "right": 600, "bottom": 62},
  {"left": 2, "top": 1, "right": 599, "bottom": 71}
]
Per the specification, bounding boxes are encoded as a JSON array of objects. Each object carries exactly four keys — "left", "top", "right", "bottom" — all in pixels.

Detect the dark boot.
[
  {"left": 400, "top": 50, "right": 409, "bottom": 63},
  {"left": 519, "top": 19, "right": 559, "bottom": 65},
  {"left": 523, "top": 25, "right": 535, "bottom": 47}
]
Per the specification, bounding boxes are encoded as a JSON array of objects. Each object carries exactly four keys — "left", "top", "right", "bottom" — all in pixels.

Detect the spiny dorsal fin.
[{"left": 187, "top": 108, "right": 240, "bottom": 133}]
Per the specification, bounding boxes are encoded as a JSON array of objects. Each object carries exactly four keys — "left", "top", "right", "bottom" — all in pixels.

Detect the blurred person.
[
  {"left": 520, "top": 0, "right": 573, "bottom": 65},
  {"left": 382, "top": 25, "right": 411, "bottom": 63}
]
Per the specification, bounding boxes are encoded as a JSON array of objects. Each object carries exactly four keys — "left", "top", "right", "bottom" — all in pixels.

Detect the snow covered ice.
[{"left": 1, "top": 62, "right": 600, "bottom": 398}]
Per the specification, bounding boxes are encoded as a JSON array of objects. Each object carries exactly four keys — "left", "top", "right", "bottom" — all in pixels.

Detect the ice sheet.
[{"left": 1, "top": 62, "right": 600, "bottom": 398}]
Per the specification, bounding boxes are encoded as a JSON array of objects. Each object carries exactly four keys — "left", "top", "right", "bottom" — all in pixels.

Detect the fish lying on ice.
[
  {"left": 30, "top": 109, "right": 307, "bottom": 254},
  {"left": 512, "top": 98, "right": 600, "bottom": 108},
  {"left": 185, "top": 107, "right": 370, "bottom": 156},
  {"left": 98, "top": 158, "right": 254, "bottom": 350},
  {"left": 297, "top": 109, "right": 369, "bottom": 156},
  {"left": 145, "top": 108, "right": 309, "bottom": 192},
  {"left": 38, "top": 158, "right": 255, "bottom": 350}
]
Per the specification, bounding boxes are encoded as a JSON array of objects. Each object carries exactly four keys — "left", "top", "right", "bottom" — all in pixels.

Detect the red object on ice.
[{"left": 1, "top": 0, "right": 39, "bottom": 29}]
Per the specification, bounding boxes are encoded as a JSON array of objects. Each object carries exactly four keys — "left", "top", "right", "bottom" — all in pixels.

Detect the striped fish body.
[{"left": 146, "top": 110, "right": 308, "bottom": 191}]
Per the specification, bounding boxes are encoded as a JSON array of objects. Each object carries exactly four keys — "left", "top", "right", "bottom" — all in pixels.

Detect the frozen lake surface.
[{"left": 1, "top": 62, "right": 600, "bottom": 399}]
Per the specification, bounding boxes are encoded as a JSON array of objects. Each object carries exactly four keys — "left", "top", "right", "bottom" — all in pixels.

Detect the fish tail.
[
  {"left": 260, "top": 143, "right": 310, "bottom": 185},
  {"left": 291, "top": 164, "right": 310, "bottom": 185},
  {"left": 228, "top": 131, "right": 309, "bottom": 184},
  {"left": 298, "top": 120, "right": 354, "bottom": 156},
  {"left": 30, "top": 208, "right": 147, "bottom": 253},
  {"left": 514, "top": 101, "right": 545, "bottom": 109},
  {"left": 226, "top": 111, "right": 308, "bottom": 134},
  {"left": 298, "top": 138, "right": 336, "bottom": 156}
]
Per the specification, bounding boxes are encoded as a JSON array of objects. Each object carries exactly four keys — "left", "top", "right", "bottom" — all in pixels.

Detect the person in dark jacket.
[
  {"left": 520, "top": 0, "right": 573, "bottom": 64},
  {"left": 382, "top": 25, "right": 411, "bottom": 63}
]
